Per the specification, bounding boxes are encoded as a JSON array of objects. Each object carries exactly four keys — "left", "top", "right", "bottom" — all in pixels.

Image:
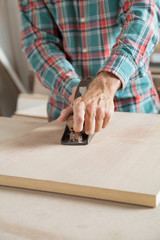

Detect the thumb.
[
  {"left": 69, "top": 86, "right": 78, "bottom": 103},
  {"left": 57, "top": 106, "right": 73, "bottom": 122}
]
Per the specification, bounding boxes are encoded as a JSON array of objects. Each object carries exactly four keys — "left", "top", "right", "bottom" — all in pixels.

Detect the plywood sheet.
[
  {"left": 0, "top": 112, "right": 160, "bottom": 207},
  {"left": 0, "top": 117, "right": 46, "bottom": 144},
  {"left": 1, "top": 186, "right": 160, "bottom": 240}
]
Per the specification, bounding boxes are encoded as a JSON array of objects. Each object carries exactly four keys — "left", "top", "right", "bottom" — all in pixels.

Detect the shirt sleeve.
[
  {"left": 100, "top": 0, "right": 160, "bottom": 91},
  {"left": 18, "top": 0, "right": 80, "bottom": 105}
]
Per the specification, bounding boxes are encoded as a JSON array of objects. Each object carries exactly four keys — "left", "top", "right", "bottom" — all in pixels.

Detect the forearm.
[
  {"left": 19, "top": 0, "right": 80, "bottom": 104},
  {"left": 22, "top": 39, "right": 80, "bottom": 103},
  {"left": 100, "top": 0, "right": 160, "bottom": 90}
]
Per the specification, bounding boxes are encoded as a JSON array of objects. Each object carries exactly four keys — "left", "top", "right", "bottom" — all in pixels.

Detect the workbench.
[{"left": 0, "top": 116, "right": 160, "bottom": 240}]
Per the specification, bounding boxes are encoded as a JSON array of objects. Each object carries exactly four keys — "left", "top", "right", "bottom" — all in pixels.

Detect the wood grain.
[
  {"left": 0, "top": 117, "right": 46, "bottom": 144},
  {"left": 0, "top": 112, "right": 160, "bottom": 207}
]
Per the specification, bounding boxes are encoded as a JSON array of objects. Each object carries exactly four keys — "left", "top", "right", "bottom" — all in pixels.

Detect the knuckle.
[
  {"left": 96, "top": 108, "right": 104, "bottom": 120},
  {"left": 74, "top": 115, "right": 84, "bottom": 123},
  {"left": 87, "top": 107, "right": 96, "bottom": 118},
  {"left": 74, "top": 97, "right": 82, "bottom": 104},
  {"left": 74, "top": 99, "right": 85, "bottom": 109},
  {"left": 77, "top": 102, "right": 82, "bottom": 108}
]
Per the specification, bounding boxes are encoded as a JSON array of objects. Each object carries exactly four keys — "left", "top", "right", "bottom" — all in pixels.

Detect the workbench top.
[{"left": 0, "top": 115, "right": 160, "bottom": 240}]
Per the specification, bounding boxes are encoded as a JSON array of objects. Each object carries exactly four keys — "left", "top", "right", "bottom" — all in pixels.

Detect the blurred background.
[
  {"left": 0, "top": 0, "right": 49, "bottom": 119},
  {"left": 0, "top": 0, "right": 160, "bottom": 118}
]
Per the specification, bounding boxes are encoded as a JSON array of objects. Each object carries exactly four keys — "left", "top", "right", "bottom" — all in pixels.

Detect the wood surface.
[
  {"left": 0, "top": 117, "right": 47, "bottom": 145},
  {"left": 1, "top": 116, "right": 160, "bottom": 240},
  {"left": 0, "top": 112, "right": 160, "bottom": 207},
  {"left": 1, "top": 186, "right": 160, "bottom": 240}
]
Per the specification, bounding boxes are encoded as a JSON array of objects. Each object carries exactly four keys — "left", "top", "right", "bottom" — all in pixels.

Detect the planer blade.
[{"left": 61, "top": 77, "right": 94, "bottom": 145}]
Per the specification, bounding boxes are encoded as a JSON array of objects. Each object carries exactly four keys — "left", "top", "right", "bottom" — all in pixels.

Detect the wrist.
[{"left": 97, "top": 71, "right": 121, "bottom": 95}]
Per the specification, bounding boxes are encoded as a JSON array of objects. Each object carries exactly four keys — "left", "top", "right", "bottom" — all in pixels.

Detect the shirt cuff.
[
  {"left": 99, "top": 53, "right": 137, "bottom": 91},
  {"left": 57, "top": 70, "right": 80, "bottom": 105}
]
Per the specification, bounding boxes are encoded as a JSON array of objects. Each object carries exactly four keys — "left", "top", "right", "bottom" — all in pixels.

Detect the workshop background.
[{"left": 0, "top": 0, "right": 160, "bottom": 118}]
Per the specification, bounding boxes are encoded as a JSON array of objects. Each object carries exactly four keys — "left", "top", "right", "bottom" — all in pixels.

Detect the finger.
[
  {"left": 84, "top": 101, "right": 96, "bottom": 135},
  {"left": 73, "top": 99, "right": 85, "bottom": 132},
  {"left": 95, "top": 107, "right": 104, "bottom": 132},
  {"left": 102, "top": 112, "right": 110, "bottom": 128},
  {"left": 69, "top": 86, "right": 78, "bottom": 103},
  {"left": 95, "top": 97, "right": 105, "bottom": 132},
  {"left": 57, "top": 107, "right": 73, "bottom": 122},
  {"left": 102, "top": 104, "right": 114, "bottom": 128}
]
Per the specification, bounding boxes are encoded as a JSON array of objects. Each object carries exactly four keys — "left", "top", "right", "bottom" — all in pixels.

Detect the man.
[{"left": 19, "top": 0, "right": 160, "bottom": 135}]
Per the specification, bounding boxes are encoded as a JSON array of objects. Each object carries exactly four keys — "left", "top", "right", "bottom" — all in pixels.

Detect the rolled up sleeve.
[
  {"left": 19, "top": 0, "right": 80, "bottom": 105},
  {"left": 100, "top": 0, "right": 160, "bottom": 91}
]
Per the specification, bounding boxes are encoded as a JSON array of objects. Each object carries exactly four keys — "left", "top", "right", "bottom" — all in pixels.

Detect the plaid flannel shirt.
[{"left": 19, "top": 0, "right": 160, "bottom": 121}]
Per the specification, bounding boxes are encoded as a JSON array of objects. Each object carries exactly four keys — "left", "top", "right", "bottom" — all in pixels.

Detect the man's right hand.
[{"left": 57, "top": 72, "right": 121, "bottom": 134}]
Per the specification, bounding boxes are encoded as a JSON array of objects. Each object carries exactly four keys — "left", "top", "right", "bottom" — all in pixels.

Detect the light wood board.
[
  {"left": 0, "top": 117, "right": 47, "bottom": 145},
  {"left": 0, "top": 112, "right": 160, "bottom": 207}
]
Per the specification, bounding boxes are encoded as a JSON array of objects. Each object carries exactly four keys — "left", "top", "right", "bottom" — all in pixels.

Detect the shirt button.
[
  {"left": 80, "top": 17, "right": 85, "bottom": 23},
  {"left": 82, "top": 48, "right": 87, "bottom": 53}
]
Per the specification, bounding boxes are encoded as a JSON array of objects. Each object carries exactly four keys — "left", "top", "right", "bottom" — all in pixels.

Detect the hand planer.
[{"left": 61, "top": 77, "right": 94, "bottom": 145}]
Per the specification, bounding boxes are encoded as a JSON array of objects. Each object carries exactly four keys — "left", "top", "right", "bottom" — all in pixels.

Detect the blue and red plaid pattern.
[{"left": 19, "top": 0, "right": 160, "bottom": 121}]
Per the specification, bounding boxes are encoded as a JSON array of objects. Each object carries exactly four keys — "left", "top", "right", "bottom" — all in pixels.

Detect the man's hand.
[
  {"left": 57, "top": 85, "right": 77, "bottom": 122},
  {"left": 57, "top": 72, "right": 121, "bottom": 134}
]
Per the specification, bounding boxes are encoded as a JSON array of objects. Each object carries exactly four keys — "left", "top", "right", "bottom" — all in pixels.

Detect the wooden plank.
[
  {"left": 0, "top": 112, "right": 160, "bottom": 207},
  {"left": 0, "top": 117, "right": 47, "bottom": 145},
  {"left": 1, "top": 186, "right": 160, "bottom": 240}
]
